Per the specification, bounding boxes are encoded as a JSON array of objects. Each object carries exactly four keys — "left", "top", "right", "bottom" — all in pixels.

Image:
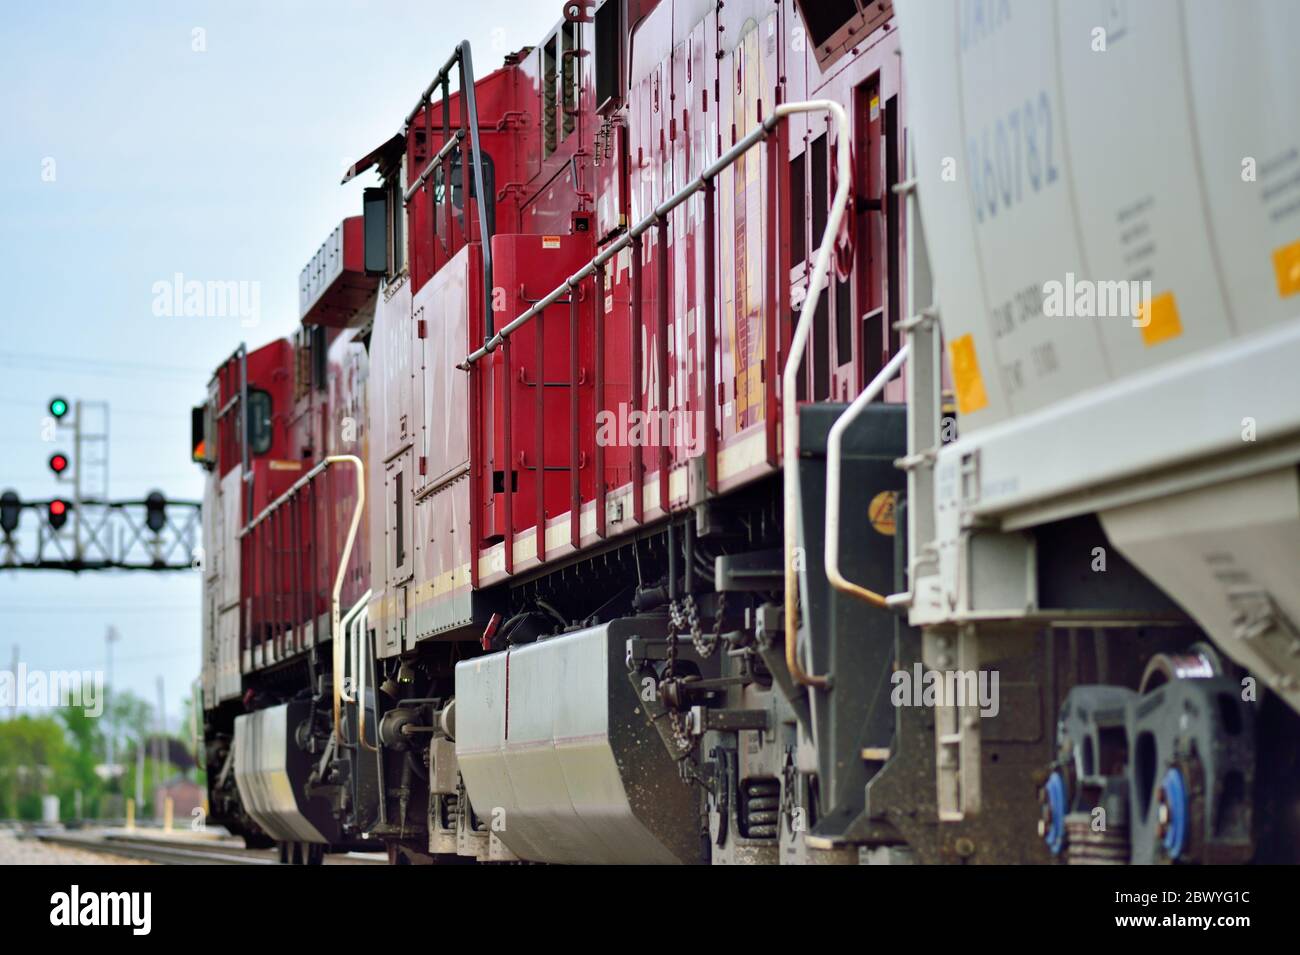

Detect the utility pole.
[
  {"left": 155, "top": 675, "right": 166, "bottom": 821},
  {"left": 135, "top": 736, "right": 144, "bottom": 812},
  {"left": 72, "top": 399, "right": 82, "bottom": 563},
  {"left": 105, "top": 626, "right": 119, "bottom": 774},
  {"left": 6, "top": 645, "right": 17, "bottom": 721},
  {"left": 69, "top": 399, "right": 109, "bottom": 565},
  {"left": 189, "top": 677, "right": 201, "bottom": 772}
]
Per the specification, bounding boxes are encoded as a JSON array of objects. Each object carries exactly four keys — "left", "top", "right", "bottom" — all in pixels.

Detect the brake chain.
[
  {"left": 691, "top": 592, "right": 726, "bottom": 658},
  {"left": 665, "top": 599, "right": 692, "bottom": 753},
  {"left": 666, "top": 591, "right": 726, "bottom": 749},
  {"left": 667, "top": 598, "right": 684, "bottom": 678}
]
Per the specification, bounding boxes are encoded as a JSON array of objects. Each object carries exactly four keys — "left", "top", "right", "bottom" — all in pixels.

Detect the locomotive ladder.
[{"left": 824, "top": 154, "right": 971, "bottom": 819}]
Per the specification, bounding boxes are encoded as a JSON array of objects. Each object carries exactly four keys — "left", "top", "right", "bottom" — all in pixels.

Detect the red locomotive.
[
  {"left": 194, "top": 0, "right": 1300, "bottom": 865},
  {"left": 195, "top": 0, "right": 908, "bottom": 865}
]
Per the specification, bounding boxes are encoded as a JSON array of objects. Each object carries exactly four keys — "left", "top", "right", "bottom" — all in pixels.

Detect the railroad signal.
[
  {"left": 48, "top": 451, "right": 70, "bottom": 477},
  {"left": 48, "top": 498, "right": 70, "bottom": 531},
  {"left": 145, "top": 491, "right": 167, "bottom": 534},
  {"left": 49, "top": 397, "right": 69, "bottom": 420},
  {"left": 1, "top": 491, "right": 19, "bottom": 534}
]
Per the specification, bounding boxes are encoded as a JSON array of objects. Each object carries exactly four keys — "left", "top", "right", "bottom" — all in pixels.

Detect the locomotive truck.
[{"left": 193, "top": 0, "right": 1300, "bottom": 864}]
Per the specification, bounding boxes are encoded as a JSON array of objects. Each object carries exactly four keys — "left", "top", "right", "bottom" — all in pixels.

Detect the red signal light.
[
  {"left": 49, "top": 453, "right": 69, "bottom": 475},
  {"left": 48, "top": 498, "right": 70, "bottom": 530}
]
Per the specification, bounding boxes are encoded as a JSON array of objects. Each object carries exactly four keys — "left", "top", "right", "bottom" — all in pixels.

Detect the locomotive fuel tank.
[
  {"left": 233, "top": 697, "right": 378, "bottom": 847},
  {"left": 454, "top": 618, "right": 702, "bottom": 864},
  {"left": 233, "top": 701, "right": 338, "bottom": 844}
]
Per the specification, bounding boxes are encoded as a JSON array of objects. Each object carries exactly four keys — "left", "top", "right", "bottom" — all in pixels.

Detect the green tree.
[
  {"left": 0, "top": 684, "right": 203, "bottom": 821},
  {"left": 0, "top": 716, "right": 69, "bottom": 820},
  {"left": 56, "top": 706, "right": 104, "bottom": 819}
]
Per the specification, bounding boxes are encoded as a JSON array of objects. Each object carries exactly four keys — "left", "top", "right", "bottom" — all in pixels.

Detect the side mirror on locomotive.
[{"left": 363, "top": 187, "right": 389, "bottom": 276}]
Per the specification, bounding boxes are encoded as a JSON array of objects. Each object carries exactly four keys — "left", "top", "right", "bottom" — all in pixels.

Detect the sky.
[{"left": 0, "top": 0, "right": 561, "bottom": 729}]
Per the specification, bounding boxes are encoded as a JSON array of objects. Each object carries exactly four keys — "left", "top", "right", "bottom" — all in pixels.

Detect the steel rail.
[
  {"left": 37, "top": 832, "right": 275, "bottom": 865},
  {"left": 36, "top": 831, "right": 387, "bottom": 865}
]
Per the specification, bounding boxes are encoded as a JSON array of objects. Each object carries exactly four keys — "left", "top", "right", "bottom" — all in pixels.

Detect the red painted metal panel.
[
  {"left": 299, "top": 217, "right": 378, "bottom": 327},
  {"left": 208, "top": 2, "right": 912, "bottom": 661},
  {"left": 483, "top": 232, "right": 594, "bottom": 558}
]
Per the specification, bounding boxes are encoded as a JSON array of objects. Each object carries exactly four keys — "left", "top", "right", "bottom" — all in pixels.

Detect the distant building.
[{"left": 154, "top": 779, "right": 204, "bottom": 821}]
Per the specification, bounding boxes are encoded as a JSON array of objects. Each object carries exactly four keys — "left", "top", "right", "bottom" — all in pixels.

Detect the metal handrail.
[
  {"left": 403, "top": 130, "right": 465, "bottom": 205},
  {"left": 318, "top": 456, "right": 365, "bottom": 747},
  {"left": 456, "top": 99, "right": 848, "bottom": 369},
  {"left": 337, "top": 590, "right": 371, "bottom": 704},
  {"left": 239, "top": 454, "right": 359, "bottom": 535},
  {"left": 333, "top": 590, "right": 376, "bottom": 752},
  {"left": 781, "top": 102, "right": 852, "bottom": 690},
  {"left": 450, "top": 98, "right": 852, "bottom": 691},
  {"left": 236, "top": 454, "right": 365, "bottom": 743},
  {"left": 824, "top": 344, "right": 910, "bottom": 608},
  {"left": 401, "top": 40, "right": 495, "bottom": 336},
  {"left": 356, "top": 605, "right": 376, "bottom": 752}
]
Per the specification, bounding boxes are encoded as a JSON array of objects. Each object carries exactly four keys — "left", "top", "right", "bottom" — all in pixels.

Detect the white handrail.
[
  {"left": 306, "top": 454, "right": 366, "bottom": 745},
  {"left": 333, "top": 593, "right": 376, "bottom": 752},
  {"left": 357, "top": 606, "right": 376, "bottom": 753},
  {"left": 824, "top": 344, "right": 910, "bottom": 607},
  {"left": 237, "top": 452, "right": 364, "bottom": 742},
  {"left": 337, "top": 590, "right": 372, "bottom": 704},
  {"left": 781, "top": 100, "right": 852, "bottom": 690}
]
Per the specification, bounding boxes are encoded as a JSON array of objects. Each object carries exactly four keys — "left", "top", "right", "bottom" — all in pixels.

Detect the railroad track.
[{"left": 36, "top": 831, "right": 387, "bottom": 866}]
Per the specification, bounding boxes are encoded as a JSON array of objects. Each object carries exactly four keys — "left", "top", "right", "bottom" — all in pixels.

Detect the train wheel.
[
  {"left": 279, "top": 841, "right": 306, "bottom": 865},
  {"left": 278, "top": 841, "right": 326, "bottom": 865},
  {"left": 243, "top": 832, "right": 276, "bottom": 851}
]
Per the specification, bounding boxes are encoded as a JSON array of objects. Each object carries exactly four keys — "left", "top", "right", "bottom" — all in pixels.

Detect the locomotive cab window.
[
  {"left": 311, "top": 325, "right": 328, "bottom": 392},
  {"left": 594, "top": 0, "right": 622, "bottom": 112},
  {"left": 246, "top": 389, "right": 273, "bottom": 455},
  {"left": 434, "top": 150, "right": 496, "bottom": 235}
]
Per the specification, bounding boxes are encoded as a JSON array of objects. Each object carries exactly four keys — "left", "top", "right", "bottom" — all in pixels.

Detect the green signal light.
[{"left": 49, "top": 397, "right": 69, "bottom": 419}]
